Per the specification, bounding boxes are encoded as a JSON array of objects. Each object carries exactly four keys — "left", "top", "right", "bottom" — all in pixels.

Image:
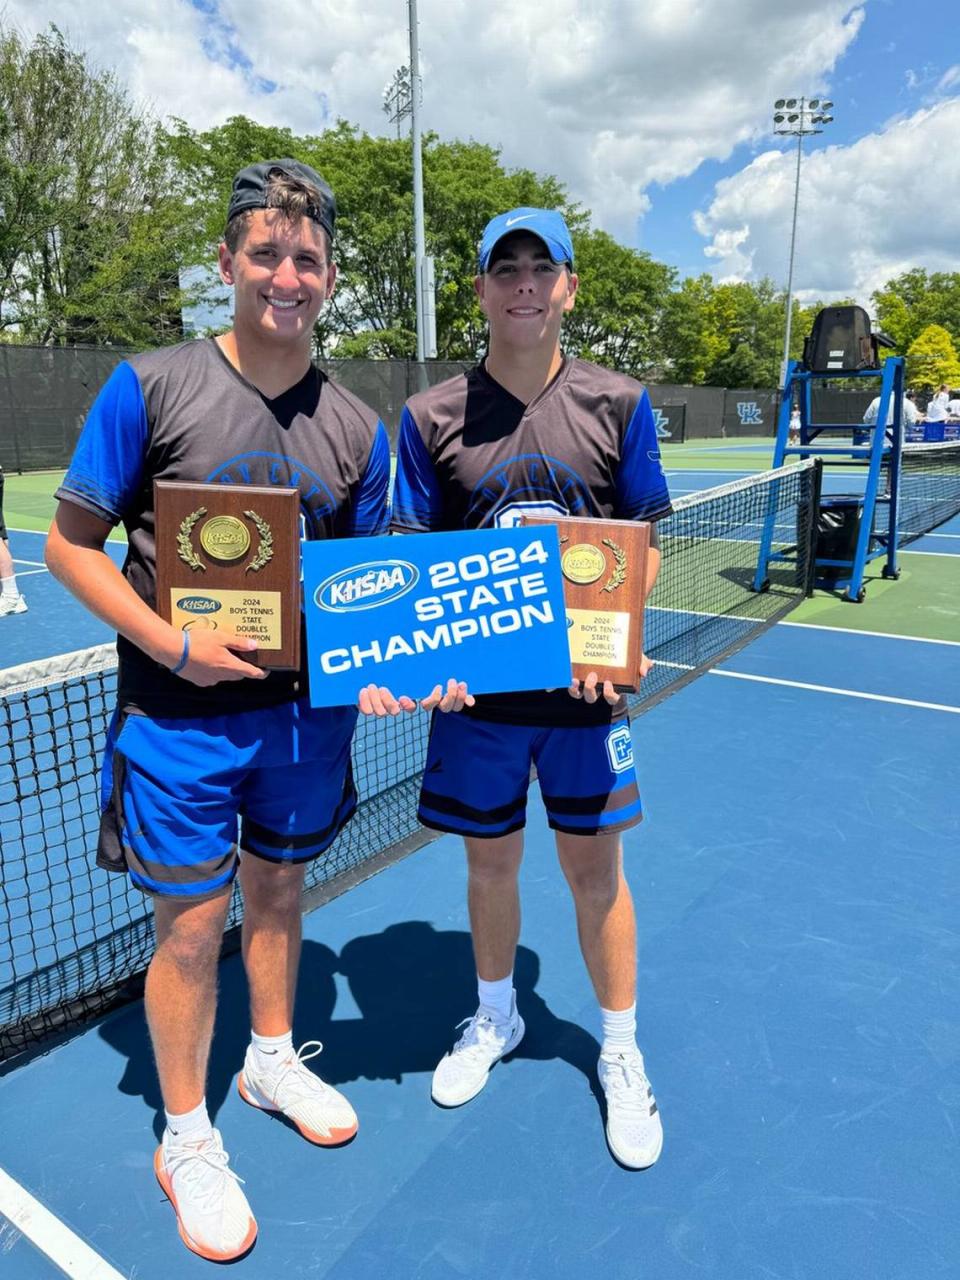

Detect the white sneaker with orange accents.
[
  {"left": 154, "top": 1128, "right": 257, "bottom": 1262},
  {"left": 238, "top": 1040, "right": 358, "bottom": 1145}
]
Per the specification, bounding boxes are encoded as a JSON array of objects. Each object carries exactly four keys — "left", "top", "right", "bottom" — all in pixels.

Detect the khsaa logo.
[
  {"left": 176, "top": 596, "right": 221, "bottom": 615},
  {"left": 315, "top": 560, "right": 419, "bottom": 613}
]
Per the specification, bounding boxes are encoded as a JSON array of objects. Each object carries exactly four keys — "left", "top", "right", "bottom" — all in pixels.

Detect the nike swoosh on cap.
[{"left": 504, "top": 214, "right": 536, "bottom": 227}]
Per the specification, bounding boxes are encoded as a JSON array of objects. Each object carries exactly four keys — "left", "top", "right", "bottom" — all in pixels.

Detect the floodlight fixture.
[
  {"left": 809, "top": 98, "right": 820, "bottom": 108},
  {"left": 822, "top": 99, "right": 833, "bottom": 110},
  {"left": 775, "top": 98, "right": 786, "bottom": 108},
  {"left": 785, "top": 97, "right": 797, "bottom": 108}
]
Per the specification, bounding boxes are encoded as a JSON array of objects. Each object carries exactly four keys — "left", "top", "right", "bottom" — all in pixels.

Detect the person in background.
[
  {"left": 788, "top": 405, "right": 801, "bottom": 446},
  {"left": 925, "top": 385, "right": 950, "bottom": 422},
  {"left": 862, "top": 387, "right": 920, "bottom": 444},
  {"left": 0, "top": 463, "right": 28, "bottom": 616}
]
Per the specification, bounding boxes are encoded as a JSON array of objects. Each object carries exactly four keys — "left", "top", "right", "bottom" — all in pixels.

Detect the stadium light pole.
[
  {"left": 408, "top": 0, "right": 436, "bottom": 386},
  {"left": 773, "top": 97, "right": 834, "bottom": 388}
]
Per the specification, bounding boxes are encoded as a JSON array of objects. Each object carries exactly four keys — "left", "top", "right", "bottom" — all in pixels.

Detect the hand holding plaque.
[
  {"left": 519, "top": 514, "right": 650, "bottom": 693},
  {"left": 154, "top": 481, "right": 301, "bottom": 670}
]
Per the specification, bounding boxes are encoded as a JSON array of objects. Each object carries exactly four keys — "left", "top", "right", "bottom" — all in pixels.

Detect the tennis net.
[
  {"left": 894, "top": 442, "right": 960, "bottom": 546},
  {"left": 0, "top": 459, "right": 820, "bottom": 1063}
]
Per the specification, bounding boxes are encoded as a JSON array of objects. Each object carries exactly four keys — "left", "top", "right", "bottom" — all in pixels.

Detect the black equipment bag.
[{"left": 802, "top": 305, "right": 885, "bottom": 373}]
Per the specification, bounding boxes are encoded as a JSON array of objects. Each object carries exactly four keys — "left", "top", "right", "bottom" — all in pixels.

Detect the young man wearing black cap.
[
  {"left": 46, "top": 160, "right": 416, "bottom": 1260},
  {"left": 392, "top": 208, "right": 672, "bottom": 1169}
]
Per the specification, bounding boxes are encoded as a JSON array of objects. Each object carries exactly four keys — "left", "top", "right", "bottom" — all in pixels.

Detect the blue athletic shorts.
[
  {"left": 418, "top": 713, "right": 642, "bottom": 838},
  {"left": 97, "top": 699, "right": 358, "bottom": 899}
]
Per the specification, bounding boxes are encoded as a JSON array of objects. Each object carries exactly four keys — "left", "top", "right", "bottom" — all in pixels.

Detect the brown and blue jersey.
[
  {"left": 58, "top": 338, "right": 390, "bottom": 715},
  {"left": 391, "top": 357, "right": 672, "bottom": 726}
]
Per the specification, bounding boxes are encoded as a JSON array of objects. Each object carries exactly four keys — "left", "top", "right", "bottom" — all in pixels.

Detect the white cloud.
[
  {"left": 5, "top": 0, "right": 864, "bottom": 243},
  {"left": 694, "top": 98, "right": 960, "bottom": 304}
]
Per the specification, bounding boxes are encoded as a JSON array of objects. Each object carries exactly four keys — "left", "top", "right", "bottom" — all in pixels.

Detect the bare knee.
[
  {"left": 240, "top": 855, "right": 305, "bottom": 920},
  {"left": 466, "top": 834, "right": 523, "bottom": 886},
  {"left": 557, "top": 837, "right": 622, "bottom": 911},
  {"left": 153, "top": 893, "right": 229, "bottom": 974}
]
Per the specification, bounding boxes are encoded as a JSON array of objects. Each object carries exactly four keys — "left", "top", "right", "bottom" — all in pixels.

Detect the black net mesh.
[
  {"left": 892, "top": 443, "right": 960, "bottom": 546},
  {"left": 0, "top": 462, "right": 820, "bottom": 1064}
]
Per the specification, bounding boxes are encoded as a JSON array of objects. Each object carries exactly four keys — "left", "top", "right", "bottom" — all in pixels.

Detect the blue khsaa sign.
[{"left": 303, "top": 526, "right": 572, "bottom": 707}]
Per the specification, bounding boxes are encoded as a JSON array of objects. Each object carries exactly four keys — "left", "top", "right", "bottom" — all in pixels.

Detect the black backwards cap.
[{"left": 225, "top": 159, "right": 336, "bottom": 241}]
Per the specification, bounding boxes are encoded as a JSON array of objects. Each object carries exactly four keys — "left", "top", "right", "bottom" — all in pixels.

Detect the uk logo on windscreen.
[{"left": 736, "top": 402, "right": 763, "bottom": 426}]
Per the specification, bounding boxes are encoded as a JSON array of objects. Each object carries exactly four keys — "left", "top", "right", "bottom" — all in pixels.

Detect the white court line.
[
  {"left": 0, "top": 1166, "right": 126, "bottom": 1279},
  {"left": 780, "top": 620, "right": 960, "bottom": 648},
  {"left": 900, "top": 549, "right": 959, "bottom": 558},
  {"left": 710, "top": 668, "right": 960, "bottom": 714},
  {"left": 12, "top": 557, "right": 45, "bottom": 567},
  {"left": 12, "top": 567, "right": 48, "bottom": 578}
]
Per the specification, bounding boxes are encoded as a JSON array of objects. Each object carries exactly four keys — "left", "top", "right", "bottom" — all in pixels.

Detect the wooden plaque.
[
  {"left": 520, "top": 514, "right": 650, "bottom": 692},
  {"left": 154, "top": 481, "right": 301, "bottom": 670}
]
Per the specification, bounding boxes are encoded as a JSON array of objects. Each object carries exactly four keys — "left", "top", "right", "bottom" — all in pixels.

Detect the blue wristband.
[{"left": 170, "top": 630, "right": 190, "bottom": 675}]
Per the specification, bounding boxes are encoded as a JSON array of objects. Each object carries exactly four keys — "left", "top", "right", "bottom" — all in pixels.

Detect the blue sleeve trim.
[
  {"left": 351, "top": 422, "right": 391, "bottom": 536},
  {"left": 615, "top": 391, "right": 673, "bottom": 522},
  {"left": 391, "top": 407, "right": 442, "bottom": 531},
  {"left": 59, "top": 362, "right": 148, "bottom": 524}
]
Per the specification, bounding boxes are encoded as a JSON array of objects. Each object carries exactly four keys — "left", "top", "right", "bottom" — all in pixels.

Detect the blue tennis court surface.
[
  {"left": 2, "top": 460, "right": 958, "bottom": 1279},
  {"left": 1, "top": 618, "right": 958, "bottom": 1279}
]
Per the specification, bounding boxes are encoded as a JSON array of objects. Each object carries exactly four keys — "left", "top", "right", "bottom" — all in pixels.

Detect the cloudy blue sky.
[{"left": 10, "top": 0, "right": 960, "bottom": 308}]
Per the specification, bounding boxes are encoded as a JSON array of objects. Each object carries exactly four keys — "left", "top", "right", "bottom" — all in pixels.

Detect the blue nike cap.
[{"left": 478, "top": 207, "right": 574, "bottom": 272}]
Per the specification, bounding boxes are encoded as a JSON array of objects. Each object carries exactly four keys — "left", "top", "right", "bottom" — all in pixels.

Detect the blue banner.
[{"left": 303, "top": 526, "right": 573, "bottom": 707}]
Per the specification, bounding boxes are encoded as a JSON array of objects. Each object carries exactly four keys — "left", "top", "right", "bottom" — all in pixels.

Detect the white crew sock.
[
  {"left": 0, "top": 575, "right": 20, "bottom": 600},
  {"left": 600, "top": 1003, "right": 638, "bottom": 1056},
  {"left": 477, "top": 974, "right": 515, "bottom": 1022},
  {"left": 164, "top": 1098, "right": 213, "bottom": 1145},
  {"left": 250, "top": 1029, "right": 294, "bottom": 1074}
]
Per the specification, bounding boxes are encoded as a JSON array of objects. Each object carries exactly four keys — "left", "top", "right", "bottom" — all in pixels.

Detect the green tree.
[
  {"left": 873, "top": 269, "right": 960, "bottom": 353},
  {"left": 0, "top": 23, "right": 194, "bottom": 345},
  {"left": 562, "top": 230, "right": 675, "bottom": 378},
  {"left": 906, "top": 324, "right": 960, "bottom": 391}
]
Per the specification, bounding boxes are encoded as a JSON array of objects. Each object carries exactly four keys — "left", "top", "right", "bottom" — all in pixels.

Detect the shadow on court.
[{"left": 96, "top": 920, "right": 603, "bottom": 1140}]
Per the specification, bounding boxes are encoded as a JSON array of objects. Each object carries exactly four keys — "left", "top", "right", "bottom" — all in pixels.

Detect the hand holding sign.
[{"left": 303, "top": 527, "right": 571, "bottom": 709}]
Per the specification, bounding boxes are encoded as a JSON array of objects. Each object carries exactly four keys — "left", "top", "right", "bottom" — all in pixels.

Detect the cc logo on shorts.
[{"left": 606, "top": 724, "right": 634, "bottom": 774}]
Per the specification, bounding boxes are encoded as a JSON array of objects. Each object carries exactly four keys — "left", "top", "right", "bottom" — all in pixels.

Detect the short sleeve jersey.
[
  {"left": 391, "top": 358, "right": 672, "bottom": 727},
  {"left": 57, "top": 338, "right": 390, "bottom": 715}
]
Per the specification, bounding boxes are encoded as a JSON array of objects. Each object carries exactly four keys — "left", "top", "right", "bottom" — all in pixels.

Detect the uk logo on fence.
[{"left": 736, "top": 401, "right": 764, "bottom": 426}]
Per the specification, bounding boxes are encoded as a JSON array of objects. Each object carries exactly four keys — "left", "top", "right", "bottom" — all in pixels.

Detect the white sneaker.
[
  {"left": 237, "top": 1040, "right": 358, "bottom": 1145},
  {"left": 154, "top": 1129, "right": 257, "bottom": 1261},
  {"left": 598, "top": 1047, "right": 663, "bottom": 1169},
  {"left": 0, "top": 595, "right": 26, "bottom": 616},
  {"left": 431, "top": 997, "right": 525, "bottom": 1107}
]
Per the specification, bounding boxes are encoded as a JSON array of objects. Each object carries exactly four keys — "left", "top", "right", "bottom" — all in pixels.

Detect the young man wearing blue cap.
[
  {"left": 45, "top": 159, "right": 438, "bottom": 1260},
  {"left": 392, "top": 208, "right": 672, "bottom": 1168}
]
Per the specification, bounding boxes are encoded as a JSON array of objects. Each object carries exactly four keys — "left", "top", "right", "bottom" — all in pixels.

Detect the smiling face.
[
  {"left": 475, "top": 232, "right": 578, "bottom": 353},
  {"left": 218, "top": 209, "right": 336, "bottom": 350}
]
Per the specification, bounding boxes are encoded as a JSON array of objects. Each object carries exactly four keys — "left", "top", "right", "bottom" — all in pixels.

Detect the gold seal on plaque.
[
  {"left": 200, "top": 515, "right": 251, "bottom": 562},
  {"left": 562, "top": 543, "right": 606, "bottom": 585}
]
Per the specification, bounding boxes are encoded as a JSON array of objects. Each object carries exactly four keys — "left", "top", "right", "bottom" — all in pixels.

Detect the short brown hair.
[{"left": 224, "top": 170, "right": 332, "bottom": 258}]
